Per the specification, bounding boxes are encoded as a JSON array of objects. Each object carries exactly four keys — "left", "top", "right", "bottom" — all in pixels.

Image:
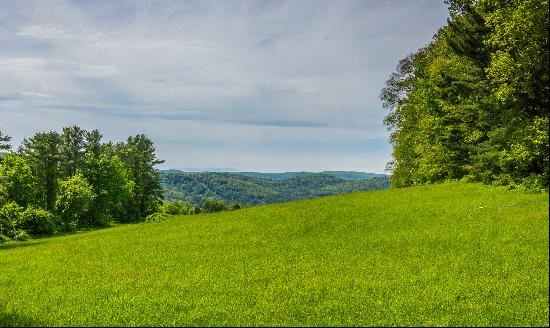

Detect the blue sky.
[{"left": 0, "top": 0, "right": 449, "bottom": 173}]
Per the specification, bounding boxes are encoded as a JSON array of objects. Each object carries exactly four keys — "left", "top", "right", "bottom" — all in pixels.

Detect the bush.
[
  {"left": 159, "top": 201, "right": 196, "bottom": 215},
  {"left": 202, "top": 198, "right": 229, "bottom": 213},
  {"left": 12, "top": 230, "right": 29, "bottom": 241},
  {"left": 144, "top": 212, "right": 171, "bottom": 223},
  {"left": 0, "top": 234, "right": 11, "bottom": 243},
  {"left": 19, "top": 206, "right": 56, "bottom": 236},
  {"left": 0, "top": 202, "right": 24, "bottom": 239}
]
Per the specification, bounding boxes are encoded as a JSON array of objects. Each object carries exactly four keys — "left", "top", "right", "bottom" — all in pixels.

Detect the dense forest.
[
  {"left": 0, "top": 126, "right": 165, "bottom": 242},
  {"left": 381, "top": 0, "right": 548, "bottom": 190},
  {"left": 160, "top": 171, "right": 390, "bottom": 206}
]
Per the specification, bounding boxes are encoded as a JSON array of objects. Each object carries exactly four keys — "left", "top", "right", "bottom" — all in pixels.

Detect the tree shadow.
[
  {"left": 0, "top": 224, "right": 118, "bottom": 251},
  {"left": 0, "top": 240, "right": 44, "bottom": 251},
  {"left": 0, "top": 306, "right": 43, "bottom": 327}
]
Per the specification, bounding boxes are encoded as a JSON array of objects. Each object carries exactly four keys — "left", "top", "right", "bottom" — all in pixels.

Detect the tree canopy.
[
  {"left": 0, "top": 126, "right": 164, "bottom": 242},
  {"left": 381, "top": 0, "right": 548, "bottom": 190},
  {"left": 0, "top": 131, "right": 11, "bottom": 151}
]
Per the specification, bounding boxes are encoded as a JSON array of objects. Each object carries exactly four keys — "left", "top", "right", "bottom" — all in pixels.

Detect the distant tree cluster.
[
  {"left": 201, "top": 198, "right": 240, "bottom": 213},
  {"left": 381, "top": 0, "right": 548, "bottom": 190},
  {"left": 0, "top": 126, "right": 165, "bottom": 242}
]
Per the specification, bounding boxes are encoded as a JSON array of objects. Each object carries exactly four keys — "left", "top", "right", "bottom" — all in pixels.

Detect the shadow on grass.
[
  {"left": 0, "top": 306, "right": 43, "bottom": 327},
  {"left": 0, "top": 240, "right": 44, "bottom": 251},
  {"left": 0, "top": 224, "right": 121, "bottom": 251}
]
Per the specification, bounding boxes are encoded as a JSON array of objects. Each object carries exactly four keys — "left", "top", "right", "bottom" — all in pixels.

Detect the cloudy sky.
[{"left": 0, "top": 0, "right": 449, "bottom": 173}]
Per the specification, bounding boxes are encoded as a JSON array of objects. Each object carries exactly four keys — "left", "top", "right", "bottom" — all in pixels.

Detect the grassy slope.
[{"left": 0, "top": 182, "right": 548, "bottom": 326}]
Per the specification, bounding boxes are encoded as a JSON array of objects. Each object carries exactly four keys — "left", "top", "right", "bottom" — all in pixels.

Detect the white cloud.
[
  {"left": 0, "top": 0, "right": 449, "bottom": 172},
  {"left": 18, "top": 91, "right": 54, "bottom": 98},
  {"left": 17, "top": 24, "right": 100, "bottom": 41}
]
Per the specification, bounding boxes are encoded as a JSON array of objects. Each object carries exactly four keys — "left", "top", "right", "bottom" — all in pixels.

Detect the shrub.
[
  {"left": 0, "top": 202, "right": 24, "bottom": 239},
  {"left": 202, "top": 198, "right": 228, "bottom": 213},
  {"left": 0, "top": 234, "right": 11, "bottom": 243},
  {"left": 144, "top": 212, "right": 171, "bottom": 223},
  {"left": 159, "top": 201, "right": 196, "bottom": 215},
  {"left": 19, "top": 206, "right": 56, "bottom": 236},
  {"left": 12, "top": 230, "right": 29, "bottom": 241}
]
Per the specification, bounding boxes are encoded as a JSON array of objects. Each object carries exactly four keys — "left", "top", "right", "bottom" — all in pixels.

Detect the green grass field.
[{"left": 0, "top": 182, "right": 548, "bottom": 326}]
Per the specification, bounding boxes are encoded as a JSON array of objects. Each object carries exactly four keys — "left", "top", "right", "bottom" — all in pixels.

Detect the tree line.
[
  {"left": 380, "top": 0, "right": 548, "bottom": 190},
  {"left": 0, "top": 126, "right": 167, "bottom": 242},
  {"left": 0, "top": 126, "right": 243, "bottom": 243}
]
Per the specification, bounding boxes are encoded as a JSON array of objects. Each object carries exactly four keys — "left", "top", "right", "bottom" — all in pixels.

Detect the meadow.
[{"left": 0, "top": 182, "right": 548, "bottom": 326}]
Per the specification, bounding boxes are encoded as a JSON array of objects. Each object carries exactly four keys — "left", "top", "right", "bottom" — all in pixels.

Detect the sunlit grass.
[{"left": 0, "top": 182, "right": 548, "bottom": 326}]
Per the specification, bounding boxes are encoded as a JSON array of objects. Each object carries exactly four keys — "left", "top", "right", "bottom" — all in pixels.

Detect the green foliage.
[
  {"left": 381, "top": 1, "right": 549, "bottom": 190},
  {"left": 0, "top": 202, "right": 24, "bottom": 242},
  {"left": 0, "top": 187, "right": 5, "bottom": 208},
  {"left": 11, "top": 230, "right": 29, "bottom": 242},
  {"left": 143, "top": 212, "right": 171, "bottom": 223},
  {"left": 18, "top": 131, "right": 62, "bottom": 211},
  {"left": 201, "top": 198, "right": 229, "bottom": 213},
  {"left": 59, "top": 126, "right": 86, "bottom": 178},
  {"left": 481, "top": 0, "right": 549, "bottom": 112},
  {"left": 55, "top": 173, "right": 95, "bottom": 230},
  {"left": 0, "top": 126, "right": 163, "bottom": 242},
  {"left": 0, "top": 131, "right": 11, "bottom": 151},
  {"left": 0, "top": 153, "right": 37, "bottom": 207},
  {"left": 4, "top": 126, "right": 161, "bottom": 235},
  {"left": 82, "top": 139, "right": 134, "bottom": 226},
  {"left": 0, "top": 183, "right": 547, "bottom": 326},
  {"left": 159, "top": 200, "right": 195, "bottom": 215},
  {"left": 19, "top": 206, "right": 57, "bottom": 236},
  {"left": 115, "top": 135, "right": 164, "bottom": 221}
]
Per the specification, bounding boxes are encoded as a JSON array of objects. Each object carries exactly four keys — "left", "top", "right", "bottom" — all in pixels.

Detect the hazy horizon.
[{"left": 159, "top": 167, "right": 389, "bottom": 174}]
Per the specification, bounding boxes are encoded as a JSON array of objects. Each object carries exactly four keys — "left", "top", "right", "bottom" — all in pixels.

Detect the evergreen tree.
[
  {"left": 18, "top": 132, "right": 61, "bottom": 210},
  {"left": 115, "top": 134, "right": 164, "bottom": 221},
  {"left": 59, "top": 125, "right": 86, "bottom": 178},
  {"left": 0, "top": 131, "right": 11, "bottom": 151}
]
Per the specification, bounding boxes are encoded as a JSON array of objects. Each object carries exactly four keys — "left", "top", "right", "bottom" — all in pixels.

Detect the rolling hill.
[
  {"left": 160, "top": 171, "right": 390, "bottom": 206},
  {"left": 1, "top": 182, "right": 548, "bottom": 326},
  {"left": 232, "top": 171, "right": 387, "bottom": 180}
]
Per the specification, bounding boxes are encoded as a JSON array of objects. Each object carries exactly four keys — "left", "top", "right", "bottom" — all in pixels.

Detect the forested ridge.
[
  {"left": 233, "top": 171, "right": 387, "bottom": 181},
  {"left": 160, "top": 171, "right": 389, "bottom": 206},
  {"left": 381, "top": 0, "right": 548, "bottom": 190}
]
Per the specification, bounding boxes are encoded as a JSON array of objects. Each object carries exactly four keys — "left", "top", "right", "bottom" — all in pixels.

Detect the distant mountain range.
[
  {"left": 233, "top": 171, "right": 388, "bottom": 181},
  {"left": 159, "top": 170, "right": 390, "bottom": 207}
]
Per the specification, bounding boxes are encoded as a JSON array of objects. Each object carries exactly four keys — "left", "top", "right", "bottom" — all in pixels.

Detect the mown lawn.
[{"left": 0, "top": 182, "right": 548, "bottom": 326}]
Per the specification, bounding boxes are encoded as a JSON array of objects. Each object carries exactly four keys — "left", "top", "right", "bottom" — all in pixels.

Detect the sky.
[{"left": 0, "top": 0, "right": 449, "bottom": 173}]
